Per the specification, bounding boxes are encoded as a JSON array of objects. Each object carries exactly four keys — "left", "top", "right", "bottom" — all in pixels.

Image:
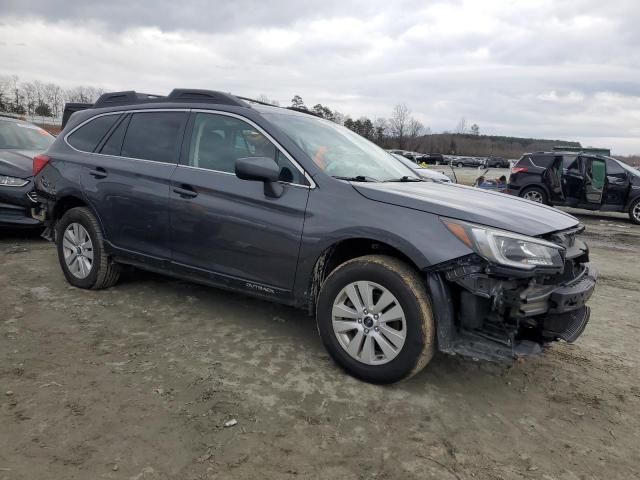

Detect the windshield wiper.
[
  {"left": 384, "top": 176, "right": 423, "bottom": 182},
  {"left": 331, "top": 175, "right": 380, "bottom": 182}
]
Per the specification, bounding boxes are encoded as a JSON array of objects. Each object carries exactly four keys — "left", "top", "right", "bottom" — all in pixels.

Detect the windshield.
[
  {"left": 0, "top": 120, "right": 55, "bottom": 150},
  {"left": 261, "top": 111, "right": 418, "bottom": 181}
]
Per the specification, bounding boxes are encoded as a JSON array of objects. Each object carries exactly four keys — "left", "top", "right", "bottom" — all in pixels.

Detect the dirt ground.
[{"left": 1, "top": 210, "right": 639, "bottom": 480}]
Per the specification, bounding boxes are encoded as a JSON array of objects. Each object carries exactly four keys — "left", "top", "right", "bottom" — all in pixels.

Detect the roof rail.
[
  {"left": 167, "top": 89, "right": 248, "bottom": 107},
  {"left": 286, "top": 106, "right": 321, "bottom": 117},
  {"left": 94, "top": 91, "right": 163, "bottom": 108}
]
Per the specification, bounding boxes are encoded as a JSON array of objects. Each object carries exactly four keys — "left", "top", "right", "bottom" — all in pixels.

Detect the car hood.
[
  {"left": 353, "top": 182, "right": 578, "bottom": 237},
  {"left": 0, "top": 149, "right": 38, "bottom": 178}
]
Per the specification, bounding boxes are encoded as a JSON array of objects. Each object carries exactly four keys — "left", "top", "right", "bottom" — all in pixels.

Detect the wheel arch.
[
  {"left": 519, "top": 183, "right": 551, "bottom": 201},
  {"left": 305, "top": 236, "right": 425, "bottom": 316},
  {"left": 50, "top": 193, "right": 104, "bottom": 242}
]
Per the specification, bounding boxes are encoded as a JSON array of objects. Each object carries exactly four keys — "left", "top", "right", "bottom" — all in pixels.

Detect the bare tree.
[
  {"left": 455, "top": 117, "right": 467, "bottom": 134},
  {"left": 389, "top": 103, "right": 410, "bottom": 149},
  {"left": 470, "top": 123, "right": 480, "bottom": 136},
  {"left": 406, "top": 118, "right": 424, "bottom": 151}
]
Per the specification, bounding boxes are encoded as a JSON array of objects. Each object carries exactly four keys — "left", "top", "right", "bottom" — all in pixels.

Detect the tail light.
[
  {"left": 511, "top": 167, "right": 528, "bottom": 174},
  {"left": 33, "top": 154, "right": 50, "bottom": 176}
]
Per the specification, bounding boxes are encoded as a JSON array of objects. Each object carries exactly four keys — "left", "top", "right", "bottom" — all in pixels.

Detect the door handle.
[
  {"left": 89, "top": 167, "right": 108, "bottom": 179},
  {"left": 172, "top": 185, "right": 198, "bottom": 199}
]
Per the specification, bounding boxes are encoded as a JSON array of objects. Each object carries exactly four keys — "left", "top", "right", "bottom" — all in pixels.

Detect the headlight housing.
[
  {"left": 0, "top": 175, "right": 29, "bottom": 187},
  {"left": 443, "top": 218, "right": 564, "bottom": 270}
]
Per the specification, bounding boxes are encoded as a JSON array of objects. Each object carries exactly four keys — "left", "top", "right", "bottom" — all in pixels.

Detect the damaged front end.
[{"left": 428, "top": 222, "right": 596, "bottom": 361}]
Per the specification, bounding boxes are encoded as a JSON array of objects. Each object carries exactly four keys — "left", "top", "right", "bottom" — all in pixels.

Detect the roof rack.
[
  {"left": 93, "top": 91, "right": 163, "bottom": 108},
  {"left": 92, "top": 89, "right": 250, "bottom": 109},
  {"left": 286, "top": 106, "right": 321, "bottom": 117},
  {"left": 168, "top": 89, "right": 248, "bottom": 107}
]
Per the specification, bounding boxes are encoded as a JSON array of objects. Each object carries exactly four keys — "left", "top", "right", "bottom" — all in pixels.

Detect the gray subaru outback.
[{"left": 32, "top": 89, "right": 596, "bottom": 383}]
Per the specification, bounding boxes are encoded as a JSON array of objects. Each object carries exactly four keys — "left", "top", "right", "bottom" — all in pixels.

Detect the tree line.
[
  {"left": 0, "top": 75, "right": 104, "bottom": 118},
  {"left": 286, "top": 95, "right": 433, "bottom": 152},
  {"left": 2, "top": 76, "right": 606, "bottom": 161}
]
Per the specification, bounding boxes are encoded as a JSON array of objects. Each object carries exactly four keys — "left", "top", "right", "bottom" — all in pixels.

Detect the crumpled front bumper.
[
  {"left": 0, "top": 181, "right": 41, "bottom": 227},
  {"left": 429, "top": 254, "right": 597, "bottom": 361}
]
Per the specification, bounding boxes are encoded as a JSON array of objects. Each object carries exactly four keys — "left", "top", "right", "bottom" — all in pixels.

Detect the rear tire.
[
  {"left": 457, "top": 162, "right": 463, "bottom": 168},
  {"left": 629, "top": 198, "right": 640, "bottom": 225},
  {"left": 316, "top": 255, "right": 435, "bottom": 384},
  {"left": 56, "top": 207, "right": 120, "bottom": 289},
  {"left": 520, "top": 186, "right": 548, "bottom": 205}
]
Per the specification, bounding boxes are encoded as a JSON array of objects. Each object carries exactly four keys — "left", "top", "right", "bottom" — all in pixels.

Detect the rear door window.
[
  {"left": 121, "top": 112, "right": 187, "bottom": 163},
  {"left": 67, "top": 114, "right": 121, "bottom": 152},
  {"left": 529, "top": 155, "right": 555, "bottom": 168},
  {"left": 99, "top": 115, "right": 130, "bottom": 156}
]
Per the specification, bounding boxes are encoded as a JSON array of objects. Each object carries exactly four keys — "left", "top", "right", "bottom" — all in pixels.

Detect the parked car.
[
  {"left": 486, "top": 157, "right": 510, "bottom": 168},
  {"left": 0, "top": 115, "right": 55, "bottom": 227},
  {"left": 450, "top": 156, "right": 484, "bottom": 168},
  {"left": 506, "top": 151, "right": 640, "bottom": 224},
  {"left": 387, "top": 149, "right": 417, "bottom": 162},
  {"left": 391, "top": 154, "right": 453, "bottom": 183},
  {"left": 33, "top": 89, "right": 597, "bottom": 384},
  {"left": 421, "top": 153, "right": 445, "bottom": 165}
]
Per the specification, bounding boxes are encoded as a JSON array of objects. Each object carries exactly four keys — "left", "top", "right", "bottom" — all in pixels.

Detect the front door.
[
  {"left": 603, "top": 158, "right": 630, "bottom": 208},
  {"left": 168, "top": 111, "right": 310, "bottom": 296}
]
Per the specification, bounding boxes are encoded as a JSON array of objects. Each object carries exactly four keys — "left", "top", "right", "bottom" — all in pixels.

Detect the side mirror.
[{"left": 235, "top": 157, "right": 283, "bottom": 197}]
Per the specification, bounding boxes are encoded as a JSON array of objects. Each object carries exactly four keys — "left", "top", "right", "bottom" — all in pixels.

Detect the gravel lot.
[{"left": 1, "top": 211, "right": 639, "bottom": 480}]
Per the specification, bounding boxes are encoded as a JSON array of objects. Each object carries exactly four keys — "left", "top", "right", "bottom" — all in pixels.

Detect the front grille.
[
  {"left": 545, "top": 224, "right": 585, "bottom": 249},
  {"left": 27, "top": 191, "right": 38, "bottom": 203}
]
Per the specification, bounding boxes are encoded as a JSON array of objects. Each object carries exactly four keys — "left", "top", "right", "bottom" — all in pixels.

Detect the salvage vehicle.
[
  {"left": 506, "top": 151, "right": 640, "bottom": 224},
  {"left": 0, "top": 115, "right": 54, "bottom": 227},
  {"left": 33, "top": 89, "right": 597, "bottom": 383}
]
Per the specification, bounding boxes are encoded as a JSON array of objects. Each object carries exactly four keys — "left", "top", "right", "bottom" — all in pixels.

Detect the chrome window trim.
[
  {"left": 63, "top": 108, "right": 316, "bottom": 189},
  {"left": 175, "top": 163, "right": 310, "bottom": 189}
]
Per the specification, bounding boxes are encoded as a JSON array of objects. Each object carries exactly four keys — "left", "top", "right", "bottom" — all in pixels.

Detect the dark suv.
[
  {"left": 33, "top": 89, "right": 597, "bottom": 383},
  {"left": 506, "top": 152, "right": 640, "bottom": 224}
]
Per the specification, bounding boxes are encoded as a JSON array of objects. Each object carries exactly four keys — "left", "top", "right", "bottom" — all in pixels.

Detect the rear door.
[
  {"left": 79, "top": 110, "right": 188, "bottom": 260},
  {"left": 542, "top": 155, "right": 563, "bottom": 201},
  {"left": 168, "top": 111, "right": 310, "bottom": 295},
  {"left": 584, "top": 156, "right": 606, "bottom": 205},
  {"left": 562, "top": 156, "right": 584, "bottom": 205},
  {"left": 603, "top": 158, "right": 630, "bottom": 207}
]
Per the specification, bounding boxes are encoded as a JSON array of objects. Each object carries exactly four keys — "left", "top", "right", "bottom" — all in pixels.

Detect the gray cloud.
[{"left": 1, "top": 0, "right": 639, "bottom": 154}]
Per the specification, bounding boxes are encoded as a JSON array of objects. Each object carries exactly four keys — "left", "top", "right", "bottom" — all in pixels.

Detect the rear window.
[
  {"left": 67, "top": 114, "right": 120, "bottom": 152},
  {"left": 0, "top": 120, "right": 55, "bottom": 150},
  {"left": 121, "top": 112, "right": 187, "bottom": 163},
  {"left": 515, "top": 155, "right": 555, "bottom": 168}
]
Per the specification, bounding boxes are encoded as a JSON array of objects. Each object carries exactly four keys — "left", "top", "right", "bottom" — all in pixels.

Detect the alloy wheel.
[
  {"left": 633, "top": 202, "right": 640, "bottom": 223},
  {"left": 331, "top": 281, "right": 407, "bottom": 365},
  {"left": 62, "top": 222, "right": 94, "bottom": 279},
  {"left": 523, "top": 190, "right": 544, "bottom": 203}
]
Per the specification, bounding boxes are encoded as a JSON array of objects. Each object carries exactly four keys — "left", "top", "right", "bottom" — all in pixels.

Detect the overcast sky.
[{"left": 1, "top": 0, "right": 639, "bottom": 154}]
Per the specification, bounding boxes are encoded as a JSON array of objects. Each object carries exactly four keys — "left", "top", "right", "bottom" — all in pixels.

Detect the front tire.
[
  {"left": 457, "top": 162, "right": 464, "bottom": 168},
  {"left": 56, "top": 207, "right": 120, "bottom": 289},
  {"left": 629, "top": 198, "right": 640, "bottom": 225},
  {"left": 520, "top": 186, "right": 548, "bottom": 204},
  {"left": 316, "top": 255, "right": 435, "bottom": 384}
]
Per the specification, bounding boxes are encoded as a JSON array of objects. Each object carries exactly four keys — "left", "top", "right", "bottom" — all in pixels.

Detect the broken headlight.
[
  {"left": 0, "top": 175, "right": 29, "bottom": 187},
  {"left": 443, "top": 219, "right": 564, "bottom": 270}
]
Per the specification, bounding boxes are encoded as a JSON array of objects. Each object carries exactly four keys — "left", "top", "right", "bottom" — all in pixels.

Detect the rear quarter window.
[{"left": 67, "top": 114, "right": 121, "bottom": 152}]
